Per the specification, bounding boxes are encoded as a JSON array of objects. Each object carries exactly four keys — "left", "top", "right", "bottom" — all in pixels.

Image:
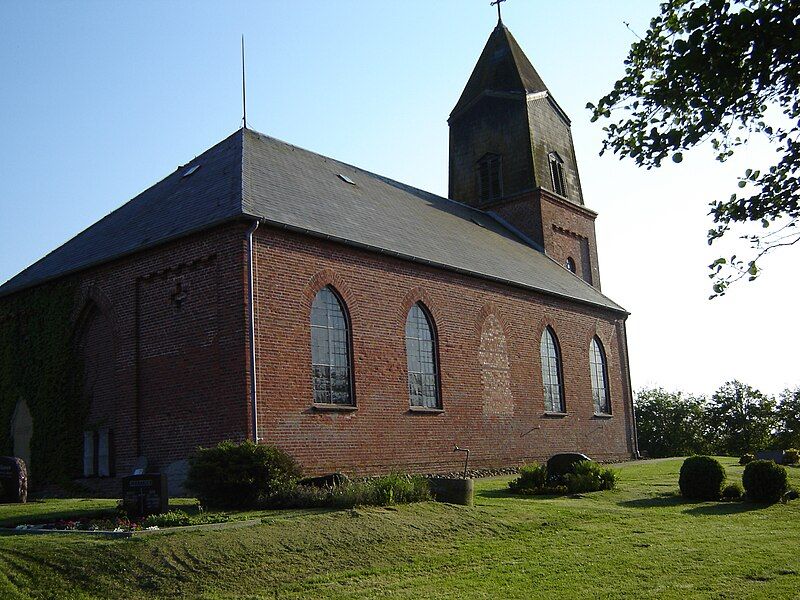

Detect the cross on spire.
[{"left": 490, "top": 0, "right": 507, "bottom": 24}]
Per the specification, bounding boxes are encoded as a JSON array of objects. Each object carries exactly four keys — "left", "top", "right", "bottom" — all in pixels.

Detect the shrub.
[
  {"left": 185, "top": 440, "right": 302, "bottom": 509},
  {"left": 509, "top": 460, "right": 617, "bottom": 495},
  {"left": 564, "top": 461, "right": 618, "bottom": 493},
  {"left": 509, "top": 463, "right": 547, "bottom": 493},
  {"left": 721, "top": 482, "right": 743, "bottom": 501},
  {"left": 141, "top": 510, "right": 193, "bottom": 528},
  {"left": 784, "top": 448, "right": 799, "bottom": 465},
  {"left": 739, "top": 453, "right": 755, "bottom": 466},
  {"left": 140, "top": 510, "right": 232, "bottom": 529},
  {"left": 742, "top": 460, "right": 788, "bottom": 504},
  {"left": 599, "top": 466, "right": 619, "bottom": 491},
  {"left": 264, "top": 474, "right": 430, "bottom": 509},
  {"left": 679, "top": 456, "right": 726, "bottom": 501}
]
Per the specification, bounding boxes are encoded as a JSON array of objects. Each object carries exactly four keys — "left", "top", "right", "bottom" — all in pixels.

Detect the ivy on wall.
[{"left": 0, "top": 280, "right": 86, "bottom": 485}]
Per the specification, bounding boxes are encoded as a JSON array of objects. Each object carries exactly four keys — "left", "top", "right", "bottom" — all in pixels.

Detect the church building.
[{"left": 0, "top": 20, "right": 637, "bottom": 493}]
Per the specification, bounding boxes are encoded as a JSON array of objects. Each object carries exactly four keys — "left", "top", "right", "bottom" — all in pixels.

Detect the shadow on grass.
[
  {"left": 617, "top": 493, "right": 768, "bottom": 515},
  {"left": 617, "top": 493, "right": 687, "bottom": 509},
  {"left": 682, "top": 502, "right": 766, "bottom": 516},
  {"left": 477, "top": 488, "right": 518, "bottom": 499},
  {"left": 478, "top": 488, "right": 570, "bottom": 501}
]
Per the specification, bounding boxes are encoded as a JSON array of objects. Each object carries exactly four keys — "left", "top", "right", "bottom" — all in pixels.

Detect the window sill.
[
  {"left": 408, "top": 406, "right": 444, "bottom": 414},
  {"left": 312, "top": 403, "right": 357, "bottom": 412},
  {"left": 543, "top": 411, "right": 568, "bottom": 418},
  {"left": 593, "top": 413, "right": 613, "bottom": 419}
]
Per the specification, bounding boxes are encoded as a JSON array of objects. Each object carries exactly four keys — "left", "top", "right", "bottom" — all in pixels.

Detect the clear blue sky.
[{"left": 1, "top": 1, "right": 796, "bottom": 396}]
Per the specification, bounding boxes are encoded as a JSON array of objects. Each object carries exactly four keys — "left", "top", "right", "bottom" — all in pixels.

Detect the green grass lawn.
[{"left": 0, "top": 457, "right": 798, "bottom": 599}]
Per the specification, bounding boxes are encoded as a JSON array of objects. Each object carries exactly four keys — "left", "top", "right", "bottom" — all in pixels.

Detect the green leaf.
[{"left": 672, "top": 152, "right": 683, "bottom": 163}]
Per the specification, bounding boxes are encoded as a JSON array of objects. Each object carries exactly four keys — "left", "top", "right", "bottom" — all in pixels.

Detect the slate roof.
[
  {"left": 450, "top": 23, "right": 550, "bottom": 118},
  {"left": 0, "top": 128, "right": 626, "bottom": 314}
]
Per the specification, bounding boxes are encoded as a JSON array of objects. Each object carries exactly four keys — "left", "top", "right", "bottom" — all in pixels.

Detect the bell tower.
[{"left": 448, "top": 22, "right": 602, "bottom": 288}]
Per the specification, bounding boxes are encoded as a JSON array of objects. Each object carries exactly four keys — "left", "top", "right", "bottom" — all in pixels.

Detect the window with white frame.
[
  {"left": 311, "top": 286, "right": 354, "bottom": 405},
  {"left": 590, "top": 337, "right": 611, "bottom": 414},
  {"left": 540, "top": 327, "right": 565, "bottom": 412},
  {"left": 405, "top": 302, "right": 440, "bottom": 409}
]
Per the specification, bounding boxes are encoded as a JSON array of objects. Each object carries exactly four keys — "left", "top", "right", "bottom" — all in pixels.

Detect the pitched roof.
[
  {"left": 0, "top": 128, "right": 626, "bottom": 314},
  {"left": 450, "top": 24, "right": 550, "bottom": 118}
]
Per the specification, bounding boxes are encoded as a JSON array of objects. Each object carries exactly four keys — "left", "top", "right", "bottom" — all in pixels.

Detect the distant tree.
[
  {"left": 775, "top": 387, "right": 800, "bottom": 449},
  {"left": 634, "top": 388, "right": 708, "bottom": 457},
  {"left": 589, "top": 0, "right": 800, "bottom": 297},
  {"left": 705, "top": 380, "right": 777, "bottom": 455}
]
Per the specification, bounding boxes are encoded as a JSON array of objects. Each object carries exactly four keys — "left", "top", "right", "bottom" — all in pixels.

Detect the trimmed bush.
[
  {"left": 784, "top": 448, "right": 799, "bottom": 465},
  {"left": 721, "top": 482, "right": 743, "bottom": 501},
  {"left": 185, "top": 441, "right": 302, "bottom": 509},
  {"left": 742, "top": 460, "right": 788, "bottom": 504},
  {"left": 739, "top": 454, "right": 755, "bottom": 466},
  {"left": 679, "top": 456, "right": 725, "bottom": 501}
]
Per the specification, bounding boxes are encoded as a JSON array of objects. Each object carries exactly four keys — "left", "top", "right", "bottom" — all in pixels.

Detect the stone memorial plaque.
[
  {"left": 122, "top": 473, "right": 168, "bottom": 518},
  {"left": 756, "top": 450, "right": 785, "bottom": 464},
  {"left": 0, "top": 456, "right": 27, "bottom": 503}
]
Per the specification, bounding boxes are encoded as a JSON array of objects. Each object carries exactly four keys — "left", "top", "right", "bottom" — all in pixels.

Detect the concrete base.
[{"left": 429, "top": 477, "right": 474, "bottom": 506}]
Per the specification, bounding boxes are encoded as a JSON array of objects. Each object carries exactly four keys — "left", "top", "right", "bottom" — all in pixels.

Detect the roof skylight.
[
  {"left": 181, "top": 165, "right": 201, "bottom": 178},
  {"left": 337, "top": 173, "right": 356, "bottom": 185}
]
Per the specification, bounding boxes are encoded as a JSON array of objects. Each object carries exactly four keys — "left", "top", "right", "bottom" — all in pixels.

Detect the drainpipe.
[
  {"left": 618, "top": 318, "right": 639, "bottom": 458},
  {"left": 247, "top": 219, "right": 260, "bottom": 442}
]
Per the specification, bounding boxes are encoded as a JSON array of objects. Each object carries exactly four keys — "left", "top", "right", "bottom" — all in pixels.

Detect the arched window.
[
  {"left": 548, "top": 152, "right": 567, "bottom": 197},
  {"left": 405, "top": 303, "right": 440, "bottom": 409},
  {"left": 311, "top": 286, "right": 353, "bottom": 405},
  {"left": 590, "top": 337, "right": 611, "bottom": 414},
  {"left": 540, "top": 327, "right": 565, "bottom": 412},
  {"left": 565, "top": 256, "right": 576, "bottom": 273}
]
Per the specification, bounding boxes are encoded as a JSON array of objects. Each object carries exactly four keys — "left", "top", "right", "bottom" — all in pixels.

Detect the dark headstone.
[
  {"left": 298, "top": 472, "right": 350, "bottom": 488},
  {"left": 547, "top": 453, "right": 592, "bottom": 481},
  {"left": 122, "top": 473, "right": 168, "bottom": 518},
  {"left": 756, "top": 450, "right": 785, "bottom": 465},
  {"left": 0, "top": 457, "right": 27, "bottom": 503}
]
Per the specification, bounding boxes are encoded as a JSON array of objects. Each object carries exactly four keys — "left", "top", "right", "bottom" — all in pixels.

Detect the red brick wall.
[
  {"left": 251, "top": 226, "right": 635, "bottom": 476},
  {"left": 12, "top": 215, "right": 632, "bottom": 493},
  {"left": 65, "top": 223, "right": 250, "bottom": 493}
]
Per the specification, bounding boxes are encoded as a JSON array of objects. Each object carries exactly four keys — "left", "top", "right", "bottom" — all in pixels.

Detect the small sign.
[
  {"left": 0, "top": 457, "right": 27, "bottom": 503},
  {"left": 122, "top": 473, "right": 168, "bottom": 517}
]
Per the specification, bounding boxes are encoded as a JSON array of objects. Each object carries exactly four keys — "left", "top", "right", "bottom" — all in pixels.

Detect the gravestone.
[
  {"left": 756, "top": 450, "right": 785, "bottom": 465},
  {"left": 122, "top": 473, "right": 168, "bottom": 518},
  {"left": 163, "top": 459, "right": 189, "bottom": 496},
  {"left": 0, "top": 457, "right": 27, "bottom": 503},
  {"left": 547, "top": 453, "right": 592, "bottom": 482}
]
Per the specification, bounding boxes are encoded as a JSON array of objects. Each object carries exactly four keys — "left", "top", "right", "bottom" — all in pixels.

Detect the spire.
[{"left": 450, "top": 24, "right": 549, "bottom": 120}]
